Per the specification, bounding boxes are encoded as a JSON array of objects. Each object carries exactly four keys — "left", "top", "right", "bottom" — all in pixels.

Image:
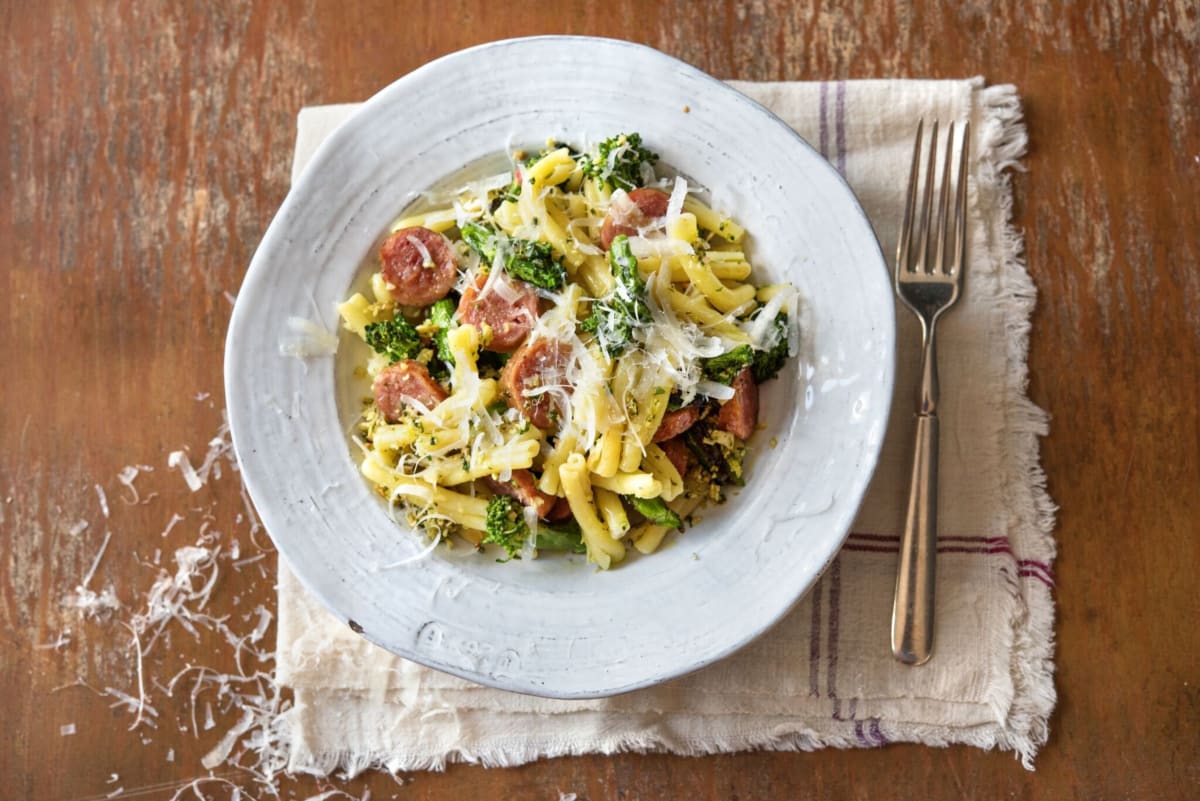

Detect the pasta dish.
[{"left": 337, "top": 134, "right": 798, "bottom": 569}]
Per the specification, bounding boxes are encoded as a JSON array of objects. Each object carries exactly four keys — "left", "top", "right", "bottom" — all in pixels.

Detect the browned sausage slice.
[
  {"left": 715, "top": 367, "right": 759, "bottom": 440},
  {"left": 380, "top": 226, "right": 458, "bottom": 307},
  {"left": 372, "top": 360, "right": 447, "bottom": 422},
  {"left": 653, "top": 406, "right": 701, "bottom": 442},
  {"left": 500, "top": 337, "right": 572, "bottom": 430},
  {"left": 484, "top": 469, "right": 558, "bottom": 519},
  {"left": 545, "top": 496, "right": 573, "bottom": 522},
  {"left": 659, "top": 437, "right": 690, "bottom": 478},
  {"left": 456, "top": 274, "right": 539, "bottom": 352},
  {"left": 599, "top": 188, "right": 670, "bottom": 250}
]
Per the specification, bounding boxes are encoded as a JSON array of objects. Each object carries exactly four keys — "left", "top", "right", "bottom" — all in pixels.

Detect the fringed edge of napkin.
[{"left": 968, "top": 81, "right": 1057, "bottom": 769}]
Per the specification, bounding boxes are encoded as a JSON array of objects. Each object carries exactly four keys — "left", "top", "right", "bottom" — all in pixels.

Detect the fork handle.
[{"left": 891, "top": 412, "right": 938, "bottom": 664}]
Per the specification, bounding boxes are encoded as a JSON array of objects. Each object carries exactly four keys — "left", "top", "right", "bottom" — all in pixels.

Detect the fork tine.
[
  {"left": 933, "top": 122, "right": 955, "bottom": 274},
  {"left": 896, "top": 120, "right": 924, "bottom": 275},
  {"left": 915, "top": 120, "right": 938, "bottom": 273},
  {"left": 951, "top": 121, "right": 970, "bottom": 276}
]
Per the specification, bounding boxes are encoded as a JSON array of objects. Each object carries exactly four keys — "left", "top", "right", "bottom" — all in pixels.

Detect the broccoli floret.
[
  {"left": 626, "top": 496, "right": 683, "bottom": 528},
  {"left": 461, "top": 220, "right": 500, "bottom": 262},
  {"left": 684, "top": 422, "right": 746, "bottom": 490},
  {"left": 483, "top": 495, "right": 528, "bottom": 561},
  {"left": 460, "top": 221, "right": 566, "bottom": 291},
  {"left": 498, "top": 175, "right": 521, "bottom": 204},
  {"left": 506, "top": 237, "right": 566, "bottom": 290},
  {"left": 579, "top": 133, "right": 659, "bottom": 192},
  {"left": 427, "top": 298, "right": 457, "bottom": 369},
  {"left": 581, "top": 235, "right": 650, "bottom": 356},
  {"left": 364, "top": 315, "right": 422, "bottom": 364},
  {"left": 533, "top": 520, "right": 587, "bottom": 554},
  {"left": 700, "top": 315, "right": 790, "bottom": 384},
  {"left": 751, "top": 314, "right": 790, "bottom": 383},
  {"left": 702, "top": 345, "right": 754, "bottom": 385}
]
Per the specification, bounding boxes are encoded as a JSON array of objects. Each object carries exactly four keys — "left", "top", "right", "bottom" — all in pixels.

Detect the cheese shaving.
[
  {"left": 279, "top": 315, "right": 339, "bottom": 359},
  {"left": 665, "top": 175, "right": 687, "bottom": 224},
  {"left": 95, "top": 484, "right": 110, "bottom": 518},
  {"left": 167, "top": 451, "right": 203, "bottom": 492},
  {"left": 81, "top": 529, "right": 112, "bottom": 589},
  {"left": 117, "top": 464, "right": 154, "bottom": 504},
  {"left": 406, "top": 234, "right": 435, "bottom": 268}
]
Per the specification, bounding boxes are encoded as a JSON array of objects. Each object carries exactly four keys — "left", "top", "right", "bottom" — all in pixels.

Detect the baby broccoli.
[
  {"left": 684, "top": 422, "right": 747, "bottom": 490},
  {"left": 364, "top": 315, "right": 422, "bottom": 364},
  {"left": 751, "top": 314, "right": 790, "bottom": 383},
  {"left": 581, "top": 235, "right": 650, "bottom": 356},
  {"left": 626, "top": 495, "right": 683, "bottom": 529},
  {"left": 700, "top": 315, "right": 791, "bottom": 384},
  {"left": 461, "top": 221, "right": 566, "bottom": 291},
  {"left": 427, "top": 298, "right": 457, "bottom": 368},
  {"left": 579, "top": 133, "right": 659, "bottom": 192},
  {"left": 702, "top": 345, "right": 754, "bottom": 385},
  {"left": 534, "top": 520, "right": 588, "bottom": 554},
  {"left": 483, "top": 495, "right": 529, "bottom": 561}
]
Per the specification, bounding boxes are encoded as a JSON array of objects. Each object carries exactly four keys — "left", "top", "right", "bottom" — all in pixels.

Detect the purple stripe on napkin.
[{"left": 808, "top": 576, "right": 823, "bottom": 697}]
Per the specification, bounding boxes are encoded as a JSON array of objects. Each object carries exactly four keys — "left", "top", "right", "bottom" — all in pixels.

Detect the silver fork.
[{"left": 890, "top": 119, "right": 970, "bottom": 665}]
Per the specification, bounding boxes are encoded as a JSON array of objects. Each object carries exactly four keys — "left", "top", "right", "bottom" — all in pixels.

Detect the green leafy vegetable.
[
  {"left": 684, "top": 423, "right": 746, "bottom": 489},
  {"left": 700, "top": 315, "right": 790, "bottom": 385},
  {"left": 461, "top": 221, "right": 566, "bottom": 291},
  {"left": 461, "top": 220, "right": 499, "bottom": 262},
  {"left": 581, "top": 235, "right": 650, "bottom": 356},
  {"left": 506, "top": 238, "right": 566, "bottom": 290},
  {"left": 702, "top": 345, "right": 754, "bottom": 385},
  {"left": 751, "top": 314, "right": 790, "bottom": 383},
  {"left": 363, "top": 316, "right": 422, "bottom": 364},
  {"left": 483, "top": 495, "right": 528, "bottom": 561},
  {"left": 427, "top": 298, "right": 457, "bottom": 368},
  {"left": 534, "top": 520, "right": 587, "bottom": 554},
  {"left": 579, "top": 133, "right": 659, "bottom": 192},
  {"left": 626, "top": 495, "right": 683, "bottom": 529},
  {"left": 498, "top": 176, "right": 521, "bottom": 204}
]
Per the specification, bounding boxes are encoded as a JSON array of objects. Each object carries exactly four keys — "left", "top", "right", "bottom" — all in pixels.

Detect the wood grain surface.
[{"left": 3, "top": 1, "right": 1198, "bottom": 799}]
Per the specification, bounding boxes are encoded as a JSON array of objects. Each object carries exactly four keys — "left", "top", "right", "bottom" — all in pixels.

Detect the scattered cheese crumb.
[
  {"left": 94, "top": 484, "right": 110, "bottom": 518},
  {"left": 280, "top": 316, "right": 339, "bottom": 360},
  {"left": 117, "top": 464, "right": 154, "bottom": 504}
]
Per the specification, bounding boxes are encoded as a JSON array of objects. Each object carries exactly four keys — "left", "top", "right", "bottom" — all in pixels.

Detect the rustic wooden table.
[{"left": 3, "top": 2, "right": 1198, "bottom": 799}]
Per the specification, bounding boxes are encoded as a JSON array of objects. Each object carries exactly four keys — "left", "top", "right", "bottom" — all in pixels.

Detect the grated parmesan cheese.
[{"left": 279, "top": 315, "right": 339, "bottom": 360}]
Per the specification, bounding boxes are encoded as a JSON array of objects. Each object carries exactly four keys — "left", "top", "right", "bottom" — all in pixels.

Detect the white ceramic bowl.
[{"left": 226, "top": 36, "right": 894, "bottom": 698}]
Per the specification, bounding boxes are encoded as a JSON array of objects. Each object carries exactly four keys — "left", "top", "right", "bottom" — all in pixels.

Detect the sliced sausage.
[
  {"left": 484, "top": 469, "right": 557, "bottom": 519},
  {"left": 659, "top": 437, "right": 690, "bottom": 478},
  {"left": 456, "top": 273, "right": 539, "bottom": 352},
  {"left": 372, "top": 360, "right": 447, "bottom": 422},
  {"left": 380, "top": 226, "right": 458, "bottom": 307},
  {"left": 599, "top": 188, "right": 670, "bottom": 250},
  {"left": 545, "top": 496, "right": 573, "bottom": 522},
  {"left": 500, "top": 337, "right": 572, "bottom": 430},
  {"left": 715, "top": 367, "right": 759, "bottom": 440},
  {"left": 653, "top": 406, "right": 701, "bottom": 442}
]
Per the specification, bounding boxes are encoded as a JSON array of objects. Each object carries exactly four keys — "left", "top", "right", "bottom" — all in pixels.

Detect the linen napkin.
[{"left": 275, "top": 78, "right": 1056, "bottom": 774}]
